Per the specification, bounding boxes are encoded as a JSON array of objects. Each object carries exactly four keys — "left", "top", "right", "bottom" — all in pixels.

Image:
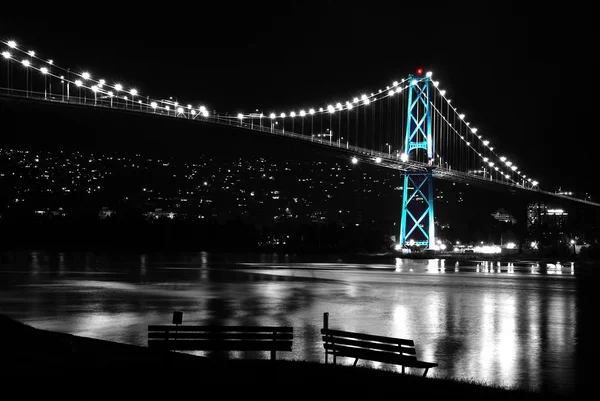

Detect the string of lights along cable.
[{"left": 1, "top": 38, "right": 541, "bottom": 192}]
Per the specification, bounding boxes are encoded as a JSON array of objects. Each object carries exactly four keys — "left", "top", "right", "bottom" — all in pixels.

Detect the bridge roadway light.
[
  {"left": 459, "top": 114, "right": 465, "bottom": 119},
  {"left": 8, "top": 40, "right": 17, "bottom": 48},
  {"left": 375, "top": 157, "right": 382, "bottom": 163},
  {"left": 426, "top": 71, "right": 433, "bottom": 77},
  {"left": 388, "top": 90, "right": 395, "bottom": 96},
  {"left": 40, "top": 67, "right": 49, "bottom": 99},
  {"left": 400, "top": 153, "right": 409, "bottom": 162},
  {"left": 483, "top": 140, "right": 489, "bottom": 146},
  {"left": 2, "top": 51, "right": 10, "bottom": 59},
  {"left": 28, "top": 50, "right": 35, "bottom": 57},
  {"left": 81, "top": 72, "right": 90, "bottom": 80},
  {"left": 351, "top": 156, "right": 358, "bottom": 164},
  {"left": 91, "top": 85, "right": 99, "bottom": 105}
]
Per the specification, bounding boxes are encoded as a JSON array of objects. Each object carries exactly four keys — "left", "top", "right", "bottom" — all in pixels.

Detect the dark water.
[{"left": 0, "top": 251, "right": 595, "bottom": 395}]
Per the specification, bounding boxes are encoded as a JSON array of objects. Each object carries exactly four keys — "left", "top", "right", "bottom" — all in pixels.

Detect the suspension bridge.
[{"left": 1, "top": 38, "right": 597, "bottom": 249}]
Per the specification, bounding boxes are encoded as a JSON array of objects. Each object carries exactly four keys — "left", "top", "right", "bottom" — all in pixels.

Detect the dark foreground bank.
[{"left": 0, "top": 315, "right": 573, "bottom": 399}]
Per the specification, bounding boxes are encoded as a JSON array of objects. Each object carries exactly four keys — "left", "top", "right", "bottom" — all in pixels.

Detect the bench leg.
[
  {"left": 422, "top": 368, "right": 429, "bottom": 377},
  {"left": 353, "top": 358, "right": 359, "bottom": 367}
]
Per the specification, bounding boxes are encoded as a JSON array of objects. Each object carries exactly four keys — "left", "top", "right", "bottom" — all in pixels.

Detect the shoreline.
[{"left": 0, "top": 315, "right": 574, "bottom": 398}]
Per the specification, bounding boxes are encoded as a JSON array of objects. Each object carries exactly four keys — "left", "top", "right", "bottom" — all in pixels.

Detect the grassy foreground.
[{"left": 0, "top": 315, "right": 572, "bottom": 399}]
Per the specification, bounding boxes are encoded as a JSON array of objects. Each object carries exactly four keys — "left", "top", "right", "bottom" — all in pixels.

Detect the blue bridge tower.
[{"left": 399, "top": 71, "right": 435, "bottom": 249}]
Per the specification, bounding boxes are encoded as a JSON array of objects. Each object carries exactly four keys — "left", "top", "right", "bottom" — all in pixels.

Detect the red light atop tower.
[{"left": 416, "top": 68, "right": 424, "bottom": 75}]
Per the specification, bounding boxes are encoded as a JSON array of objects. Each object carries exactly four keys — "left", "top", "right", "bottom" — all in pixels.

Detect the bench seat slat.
[
  {"left": 149, "top": 332, "right": 293, "bottom": 340},
  {"left": 321, "top": 335, "right": 416, "bottom": 354},
  {"left": 321, "top": 328, "right": 414, "bottom": 346},
  {"left": 325, "top": 344, "right": 437, "bottom": 368},
  {"left": 148, "top": 340, "right": 293, "bottom": 352},
  {"left": 149, "top": 325, "right": 293, "bottom": 333}
]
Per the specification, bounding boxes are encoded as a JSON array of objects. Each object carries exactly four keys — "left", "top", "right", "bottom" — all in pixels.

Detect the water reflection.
[{"left": 0, "top": 251, "right": 584, "bottom": 395}]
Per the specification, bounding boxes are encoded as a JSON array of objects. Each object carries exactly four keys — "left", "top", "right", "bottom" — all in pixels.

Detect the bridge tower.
[{"left": 399, "top": 70, "right": 435, "bottom": 249}]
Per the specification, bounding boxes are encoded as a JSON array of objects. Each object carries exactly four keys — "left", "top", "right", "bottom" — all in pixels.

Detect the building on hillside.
[
  {"left": 491, "top": 208, "right": 517, "bottom": 224},
  {"left": 527, "top": 202, "right": 568, "bottom": 242}
]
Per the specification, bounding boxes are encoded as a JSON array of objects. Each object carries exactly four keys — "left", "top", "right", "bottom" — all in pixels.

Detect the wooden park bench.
[
  {"left": 148, "top": 324, "right": 293, "bottom": 360},
  {"left": 320, "top": 313, "right": 438, "bottom": 377}
]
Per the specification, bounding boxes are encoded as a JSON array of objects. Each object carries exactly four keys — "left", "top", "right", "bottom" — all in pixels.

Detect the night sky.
[{"left": 1, "top": 1, "right": 597, "bottom": 196}]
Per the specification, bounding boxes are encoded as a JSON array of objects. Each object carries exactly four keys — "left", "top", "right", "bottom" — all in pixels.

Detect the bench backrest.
[
  {"left": 321, "top": 328, "right": 417, "bottom": 358},
  {"left": 148, "top": 325, "right": 293, "bottom": 353}
]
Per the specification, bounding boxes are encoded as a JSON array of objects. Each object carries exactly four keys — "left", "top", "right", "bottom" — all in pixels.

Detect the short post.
[
  {"left": 323, "top": 312, "right": 329, "bottom": 364},
  {"left": 271, "top": 330, "right": 276, "bottom": 361},
  {"left": 172, "top": 311, "right": 183, "bottom": 343}
]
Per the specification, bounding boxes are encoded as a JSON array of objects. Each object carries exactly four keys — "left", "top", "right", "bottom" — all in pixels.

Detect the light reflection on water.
[{"left": 0, "top": 251, "right": 586, "bottom": 395}]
